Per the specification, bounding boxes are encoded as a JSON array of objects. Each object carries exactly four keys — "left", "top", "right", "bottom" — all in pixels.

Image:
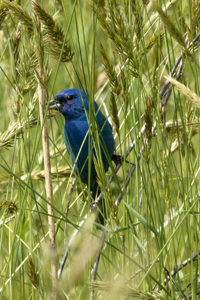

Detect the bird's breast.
[{"left": 63, "top": 116, "right": 115, "bottom": 187}]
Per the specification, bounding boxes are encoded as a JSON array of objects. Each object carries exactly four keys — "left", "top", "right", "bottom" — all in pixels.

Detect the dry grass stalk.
[{"left": 165, "top": 76, "right": 200, "bottom": 107}]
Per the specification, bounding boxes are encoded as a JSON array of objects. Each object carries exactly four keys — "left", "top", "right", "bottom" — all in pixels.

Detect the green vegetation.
[{"left": 0, "top": 0, "right": 200, "bottom": 299}]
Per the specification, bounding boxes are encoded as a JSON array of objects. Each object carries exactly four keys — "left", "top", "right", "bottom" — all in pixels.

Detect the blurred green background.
[{"left": 0, "top": 0, "right": 200, "bottom": 299}]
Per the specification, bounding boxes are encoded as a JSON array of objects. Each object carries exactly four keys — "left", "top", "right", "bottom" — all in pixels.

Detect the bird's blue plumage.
[{"left": 51, "top": 89, "right": 115, "bottom": 195}]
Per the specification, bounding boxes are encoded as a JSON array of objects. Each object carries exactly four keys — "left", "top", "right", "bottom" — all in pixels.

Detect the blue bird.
[{"left": 49, "top": 88, "right": 116, "bottom": 220}]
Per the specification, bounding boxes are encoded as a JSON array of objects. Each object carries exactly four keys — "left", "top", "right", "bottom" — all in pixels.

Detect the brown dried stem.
[
  {"left": 32, "top": 1, "right": 58, "bottom": 297},
  {"left": 90, "top": 230, "right": 106, "bottom": 300}
]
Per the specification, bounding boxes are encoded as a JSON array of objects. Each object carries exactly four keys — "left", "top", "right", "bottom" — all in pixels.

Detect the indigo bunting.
[{"left": 49, "top": 89, "right": 116, "bottom": 214}]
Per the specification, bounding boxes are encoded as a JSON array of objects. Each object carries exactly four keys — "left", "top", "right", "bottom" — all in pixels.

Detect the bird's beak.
[{"left": 48, "top": 98, "right": 61, "bottom": 110}]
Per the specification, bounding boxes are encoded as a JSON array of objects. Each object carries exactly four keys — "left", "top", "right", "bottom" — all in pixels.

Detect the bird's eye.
[{"left": 65, "top": 95, "right": 74, "bottom": 101}]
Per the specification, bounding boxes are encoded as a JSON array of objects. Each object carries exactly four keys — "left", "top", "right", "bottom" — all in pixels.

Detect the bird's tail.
[{"left": 90, "top": 184, "right": 106, "bottom": 225}]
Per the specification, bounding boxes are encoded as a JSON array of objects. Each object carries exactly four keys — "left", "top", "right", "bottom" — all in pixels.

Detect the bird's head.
[{"left": 49, "top": 88, "right": 89, "bottom": 119}]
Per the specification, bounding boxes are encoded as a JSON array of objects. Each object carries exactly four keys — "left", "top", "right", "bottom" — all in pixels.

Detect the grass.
[{"left": 0, "top": 0, "right": 200, "bottom": 299}]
